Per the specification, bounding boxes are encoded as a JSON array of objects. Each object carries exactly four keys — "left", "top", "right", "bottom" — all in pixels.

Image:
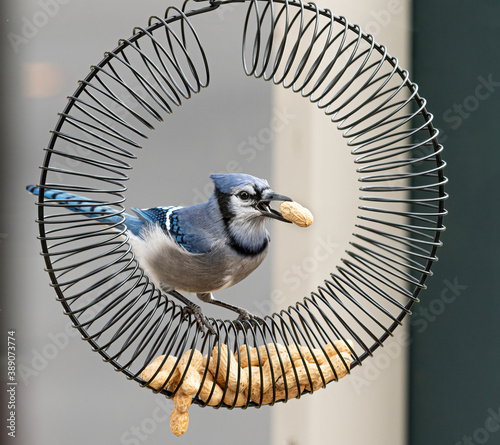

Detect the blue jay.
[{"left": 27, "top": 174, "right": 293, "bottom": 333}]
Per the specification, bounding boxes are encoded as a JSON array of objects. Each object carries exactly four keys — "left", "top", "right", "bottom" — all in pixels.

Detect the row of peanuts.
[{"left": 140, "top": 340, "right": 352, "bottom": 436}]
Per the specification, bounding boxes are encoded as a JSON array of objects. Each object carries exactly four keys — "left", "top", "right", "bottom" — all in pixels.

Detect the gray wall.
[{"left": 3, "top": 1, "right": 274, "bottom": 444}]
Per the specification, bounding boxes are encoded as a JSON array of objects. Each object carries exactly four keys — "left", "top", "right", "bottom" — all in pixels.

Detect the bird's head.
[{"left": 210, "top": 173, "right": 292, "bottom": 225}]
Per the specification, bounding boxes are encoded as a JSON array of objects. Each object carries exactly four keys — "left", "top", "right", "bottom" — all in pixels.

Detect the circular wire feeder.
[{"left": 33, "top": 0, "right": 447, "bottom": 409}]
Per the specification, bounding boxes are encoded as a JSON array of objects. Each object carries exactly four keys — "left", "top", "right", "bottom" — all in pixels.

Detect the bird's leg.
[
  {"left": 197, "top": 292, "right": 254, "bottom": 322},
  {"left": 162, "top": 287, "right": 216, "bottom": 335}
]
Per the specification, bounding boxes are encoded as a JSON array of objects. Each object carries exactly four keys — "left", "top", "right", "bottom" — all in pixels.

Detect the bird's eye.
[{"left": 238, "top": 191, "right": 250, "bottom": 200}]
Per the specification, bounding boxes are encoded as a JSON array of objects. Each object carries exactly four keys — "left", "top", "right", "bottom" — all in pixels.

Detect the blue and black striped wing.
[{"left": 131, "top": 206, "right": 195, "bottom": 252}]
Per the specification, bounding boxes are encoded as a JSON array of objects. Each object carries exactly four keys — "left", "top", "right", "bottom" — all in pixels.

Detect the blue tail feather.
[{"left": 26, "top": 185, "right": 143, "bottom": 236}]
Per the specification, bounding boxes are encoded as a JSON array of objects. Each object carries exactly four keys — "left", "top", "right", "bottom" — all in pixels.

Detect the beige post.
[{"left": 271, "top": 1, "right": 411, "bottom": 444}]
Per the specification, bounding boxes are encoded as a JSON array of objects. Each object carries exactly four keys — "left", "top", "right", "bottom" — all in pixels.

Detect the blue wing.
[{"left": 131, "top": 206, "right": 208, "bottom": 254}]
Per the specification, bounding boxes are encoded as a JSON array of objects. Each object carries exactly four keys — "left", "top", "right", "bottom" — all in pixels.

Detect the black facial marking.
[
  {"left": 214, "top": 188, "right": 235, "bottom": 228},
  {"left": 236, "top": 186, "right": 263, "bottom": 203}
]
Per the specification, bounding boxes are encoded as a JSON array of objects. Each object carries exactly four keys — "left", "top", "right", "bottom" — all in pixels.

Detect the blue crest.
[{"left": 210, "top": 173, "right": 270, "bottom": 194}]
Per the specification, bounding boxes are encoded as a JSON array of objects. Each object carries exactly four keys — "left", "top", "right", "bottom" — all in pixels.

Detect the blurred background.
[{"left": 1, "top": 1, "right": 499, "bottom": 444}]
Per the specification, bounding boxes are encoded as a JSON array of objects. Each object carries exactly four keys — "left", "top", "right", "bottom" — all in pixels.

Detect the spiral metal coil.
[{"left": 33, "top": 0, "right": 447, "bottom": 408}]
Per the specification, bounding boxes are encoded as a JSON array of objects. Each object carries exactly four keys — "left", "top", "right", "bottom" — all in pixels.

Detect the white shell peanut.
[
  {"left": 239, "top": 345, "right": 268, "bottom": 368},
  {"left": 198, "top": 368, "right": 224, "bottom": 406},
  {"left": 208, "top": 344, "right": 248, "bottom": 393},
  {"left": 305, "top": 352, "right": 352, "bottom": 391},
  {"left": 140, "top": 355, "right": 179, "bottom": 391},
  {"left": 222, "top": 387, "right": 250, "bottom": 407},
  {"left": 141, "top": 339, "right": 353, "bottom": 436},
  {"left": 250, "top": 344, "right": 292, "bottom": 403},
  {"left": 170, "top": 408, "right": 189, "bottom": 437},
  {"left": 280, "top": 201, "right": 313, "bottom": 227},
  {"left": 173, "top": 390, "right": 193, "bottom": 414},
  {"left": 178, "top": 349, "right": 203, "bottom": 396}
]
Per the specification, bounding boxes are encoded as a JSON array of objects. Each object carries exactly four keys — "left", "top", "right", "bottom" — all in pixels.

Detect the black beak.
[{"left": 257, "top": 192, "right": 293, "bottom": 223}]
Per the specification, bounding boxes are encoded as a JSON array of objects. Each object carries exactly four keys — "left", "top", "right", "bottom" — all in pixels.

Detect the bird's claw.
[
  {"left": 236, "top": 308, "right": 254, "bottom": 322},
  {"left": 182, "top": 304, "right": 216, "bottom": 336},
  {"left": 235, "top": 310, "right": 267, "bottom": 332}
]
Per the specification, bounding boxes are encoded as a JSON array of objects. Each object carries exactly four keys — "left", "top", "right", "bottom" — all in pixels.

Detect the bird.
[{"left": 27, "top": 173, "right": 293, "bottom": 333}]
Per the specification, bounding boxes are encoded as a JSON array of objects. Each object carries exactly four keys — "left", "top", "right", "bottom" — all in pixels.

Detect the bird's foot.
[
  {"left": 182, "top": 304, "right": 216, "bottom": 336},
  {"left": 234, "top": 309, "right": 267, "bottom": 332},
  {"left": 166, "top": 289, "right": 216, "bottom": 336},
  {"left": 236, "top": 308, "right": 254, "bottom": 322},
  {"left": 194, "top": 293, "right": 267, "bottom": 332}
]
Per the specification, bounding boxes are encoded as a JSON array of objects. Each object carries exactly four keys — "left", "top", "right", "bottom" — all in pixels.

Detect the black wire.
[{"left": 32, "top": 0, "right": 447, "bottom": 408}]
